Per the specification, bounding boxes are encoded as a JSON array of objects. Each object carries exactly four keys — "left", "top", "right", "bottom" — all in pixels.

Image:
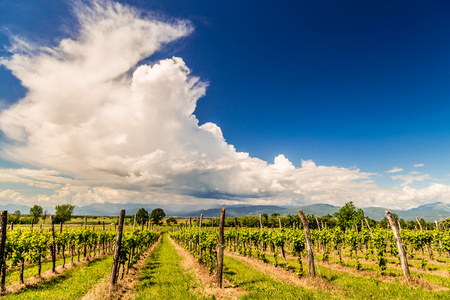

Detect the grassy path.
[
  {"left": 223, "top": 255, "right": 334, "bottom": 299},
  {"left": 3, "top": 254, "right": 113, "bottom": 299},
  {"left": 134, "top": 234, "right": 214, "bottom": 300},
  {"left": 228, "top": 250, "right": 450, "bottom": 299}
]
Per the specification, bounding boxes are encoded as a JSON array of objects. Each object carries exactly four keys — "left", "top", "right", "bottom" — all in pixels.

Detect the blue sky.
[{"left": 0, "top": 0, "right": 449, "bottom": 210}]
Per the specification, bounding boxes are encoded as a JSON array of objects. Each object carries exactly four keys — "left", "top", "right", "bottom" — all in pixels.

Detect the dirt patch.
[
  {"left": 169, "top": 237, "right": 244, "bottom": 300},
  {"left": 80, "top": 235, "right": 162, "bottom": 300}
]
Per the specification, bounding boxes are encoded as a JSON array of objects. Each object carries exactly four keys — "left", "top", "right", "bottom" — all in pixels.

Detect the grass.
[
  {"left": 245, "top": 249, "right": 450, "bottom": 299},
  {"left": 5, "top": 256, "right": 66, "bottom": 286},
  {"left": 134, "top": 234, "right": 214, "bottom": 300},
  {"left": 223, "top": 255, "right": 333, "bottom": 299},
  {"left": 3, "top": 254, "right": 113, "bottom": 299}
]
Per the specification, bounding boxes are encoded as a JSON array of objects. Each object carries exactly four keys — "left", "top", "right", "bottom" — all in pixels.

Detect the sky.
[{"left": 0, "top": 0, "right": 450, "bottom": 211}]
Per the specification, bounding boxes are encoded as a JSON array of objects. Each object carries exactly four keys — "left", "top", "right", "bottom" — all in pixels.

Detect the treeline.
[{"left": 192, "top": 202, "right": 450, "bottom": 231}]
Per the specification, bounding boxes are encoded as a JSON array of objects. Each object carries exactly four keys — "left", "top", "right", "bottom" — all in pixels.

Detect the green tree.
[
  {"left": 136, "top": 208, "right": 149, "bottom": 225},
  {"left": 334, "top": 201, "right": 359, "bottom": 231},
  {"left": 149, "top": 208, "right": 165, "bottom": 225},
  {"left": 166, "top": 216, "right": 177, "bottom": 225},
  {"left": 11, "top": 210, "right": 21, "bottom": 224},
  {"left": 30, "top": 205, "right": 43, "bottom": 224},
  {"left": 54, "top": 204, "right": 75, "bottom": 224}
]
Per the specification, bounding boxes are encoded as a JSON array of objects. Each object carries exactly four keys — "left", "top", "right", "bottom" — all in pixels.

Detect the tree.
[
  {"left": 166, "top": 216, "right": 177, "bottom": 225},
  {"left": 30, "top": 205, "right": 43, "bottom": 224},
  {"left": 149, "top": 208, "right": 165, "bottom": 225},
  {"left": 136, "top": 208, "right": 149, "bottom": 225},
  {"left": 12, "top": 210, "right": 21, "bottom": 224},
  {"left": 43, "top": 209, "right": 49, "bottom": 224},
  {"left": 334, "top": 201, "right": 358, "bottom": 231},
  {"left": 54, "top": 204, "right": 75, "bottom": 224}
]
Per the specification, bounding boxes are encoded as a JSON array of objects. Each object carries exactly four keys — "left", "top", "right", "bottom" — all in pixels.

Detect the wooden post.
[
  {"left": 110, "top": 209, "right": 125, "bottom": 292},
  {"left": 386, "top": 210, "right": 410, "bottom": 280},
  {"left": 102, "top": 221, "right": 105, "bottom": 232},
  {"left": 397, "top": 220, "right": 402, "bottom": 233},
  {"left": 199, "top": 214, "right": 203, "bottom": 259},
  {"left": 10, "top": 222, "right": 13, "bottom": 231},
  {"left": 133, "top": 214, "right": 136, "bottom": 230},
  {"left": 416, "top": 217, "right": 432, "bottom": 258},
  {"left": 60, "top": 222, "right": 63, "bottom": 233},
  {"left": 84, "top": 216, "right": 87, "bottom": 229},
  {"left": 278, "top": 218, "right": 282, "bottom": 229},
  {"left": 298, "top": 210, "right": 315, "bottom": 276},
  {"left": 315, "top": 216, "right": 321, "bottom": 232},
  {"left": 364, "top": 218, "right": 373, "bottom": 235},
  {"left": 141, "top": 219, "right": 144, "bottom": 231},
  {"left": 217, "top": 208, "right": 226, "bottom": 288},
  {"left": 293, "top": 222, "right": 296, "bottom": 233},
  {"left": 31, "top": 219, "right": 33, "bottom": 230},
  {"left": 0, "top": 211, "right": 7, "bottom": 292},
  {"left": 51, "top": 216, "right": 56, "bottom": 273},
  {"left": 234, "top": 217, "right": 238, "bottom": 249},
  {"left": 259, "top": 214, "right": 263, "bottom": 229}
]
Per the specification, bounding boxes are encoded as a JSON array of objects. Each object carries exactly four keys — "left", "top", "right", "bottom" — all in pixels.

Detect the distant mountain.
[
  {"left": 0, "top": 202, "right": 448, "bottom": 221},
  {"left": 280, "top": 204, "right": 339, "bottom": 217},
  {"left": 175, "top": 205, "right": 285, "bottom": 218}
]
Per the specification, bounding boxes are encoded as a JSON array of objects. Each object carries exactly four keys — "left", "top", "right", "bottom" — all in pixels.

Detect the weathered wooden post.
[
  {"left": 133, "top": 214, "right": 136, "bottom": 230},
  {"left": 364, "top": 218, "right": 373, "bottom": 235},
  {"left": 60, "top": 222, "right": 63, "bottom": 233},
  {"left": 51, "top": 216, "right": 56, "bottom": 273},
  {"left": 386, "top": 210, "right": 410, "bottom": 280},
  {"left": 110, "top": 209, "right": 125, "bottom": 292},
  {"left": 278, "top": 218, "right": 282, "bottom": 229},
  {"left": 217, "top": 208, "right": 226, "bottom": 288},
  {"left": 141, "top": 219, "right": 144, "bottom": 231},
  {"left": 189, "top": 216, "right": 192, "bottom": 251},
  {"left": 31, "top": 219, "right": 33, "bottom": 230},
  {"left": 10, "top": 222, "right": 13, "bottom": 231},
  {"left": 84, "top": 216, "right": 87, "bottom": 229},
  {"left": 259, "top": 214, "right": 263, "bottom": 229},
  {"left": 298, "top": 210, "right": 315, "bottom": 276},
  {"left": 315, "top": 216, "right": 321, "bottom": 232},
  {"left": 199, "top": 214, "right": 203, "bottom": 259},
  {"left": 416, "top": 217, "right": 432, "bottom": 258},
  {"left": 234, "top": 217, "right": 238, "bottom": 249},
  {"left": 0, "top": 211, "right": 7, "bottom": 292}
]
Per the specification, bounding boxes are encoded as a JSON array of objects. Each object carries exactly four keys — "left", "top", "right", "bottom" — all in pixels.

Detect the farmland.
[{"left": 0, "top": 209, "right": 449, "bottom": 299}]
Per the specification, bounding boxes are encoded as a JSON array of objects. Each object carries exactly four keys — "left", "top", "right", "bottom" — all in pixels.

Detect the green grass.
[
  {"left": 135, "top": 234, "right": 213, "bottom": 300},
  {"left": 245, "top": 249, "right": 450, "bottom": 299},
  {"left": 223, "top": 255, "right": 334, "bottom": 299},
  {"left": 5, "top": 256, "right": 66, "bottom": 286},
  {"left": 3, "top": 254, "right": 113, "bottom": 299}
]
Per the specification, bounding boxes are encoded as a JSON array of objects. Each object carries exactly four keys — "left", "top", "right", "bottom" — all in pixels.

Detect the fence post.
[
  {"left": 199, "top": 213, "right": 203, "bottom": 259},
  {"left": 0, "top": 211, "right": 7, "bottom": 292},
  {"left": 386, "top": 210, "right": 410, "bottom": 281},
  {"left": 217, "top": 208, "right": 225, "bottom": 288},
  {"left": 110, "top": 209, "right": 125, "bottom": 292},
  {"left": 51, "top": 216, "right": 56, "bottom": 273},
  {"left": 298, "top": 210, "right": 315, "bottom": 276}
]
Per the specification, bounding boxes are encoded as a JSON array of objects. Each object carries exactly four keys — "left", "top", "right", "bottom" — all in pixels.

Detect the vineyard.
[{"left": 0, "top": 208, "right": 449, "bottom": 299}]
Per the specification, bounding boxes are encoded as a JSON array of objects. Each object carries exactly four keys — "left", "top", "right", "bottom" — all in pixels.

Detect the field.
[{"left": 0, "top": 217, "right": 449, "bottom": 299}]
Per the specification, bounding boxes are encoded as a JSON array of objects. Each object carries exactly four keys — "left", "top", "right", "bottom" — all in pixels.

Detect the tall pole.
[
  {"left": 298, "top": 210, "right": 315, "bottom": 276},
  {"left": 51, "top": 216, "right": 56, "bottom": 273},
  {"left": 216, "top": 208, "right": 226, "bottom": 288},
  {"left": 386, "top": 210, "right": 410, "bottom": 280},
  {"left": 0, "top": 211, "right": 7, "bottom": 292},
  {"left": 110, "top": 210, "right": 125, "bottom": 292}
]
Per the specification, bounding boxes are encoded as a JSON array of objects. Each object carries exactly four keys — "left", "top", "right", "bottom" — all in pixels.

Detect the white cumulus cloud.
[{"left": 0, "top": 0, "right": 449, "bottom": 210}]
